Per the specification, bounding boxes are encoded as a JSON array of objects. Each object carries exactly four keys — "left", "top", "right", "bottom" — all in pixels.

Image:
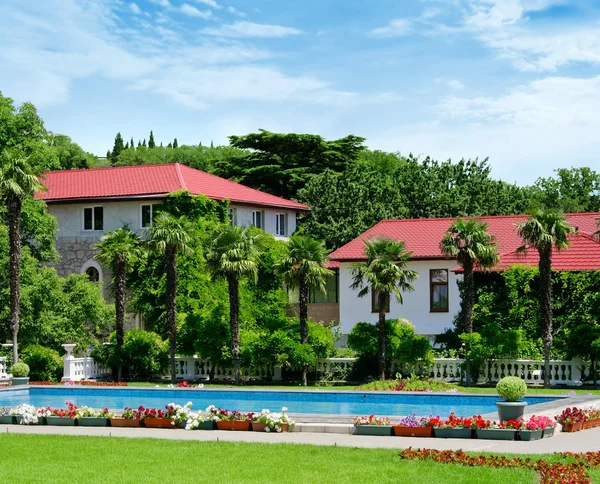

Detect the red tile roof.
[
  {"left": 35, "top": 163, "right": 309, "bottom": 211},
  {"left": 329, "top": 213, "right": 600, "bottom": 270}
]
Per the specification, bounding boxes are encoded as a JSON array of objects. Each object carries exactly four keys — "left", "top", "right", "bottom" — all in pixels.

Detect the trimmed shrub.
[
  {"left": 496, "top": 376, "right": 527, "bottom": 401},
  {"left": 22, "top": 345, "right": 63, "bottom": 382},
  {"left": 10, "top": 362, "right": 30, "bottom": 377}
]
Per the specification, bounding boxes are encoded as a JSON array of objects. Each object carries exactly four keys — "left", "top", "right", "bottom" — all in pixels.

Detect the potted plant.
[
  {"left": 252, "top": 408, "right": 295, "bottom": 433},
  {"left": 517, "top": 417, "right": 543, "bottom": 441},
  {"left": 392, "top": 413, "right": 433, "bottom": 437},
  {"left": 231, "top": 411, "right": 254, "bottom": 431},
  {"left": 166, "top": 402, "right": 193, "bottom": 429},
  {"left": 77, "top": 406, "right": 113, "bottom": 427},
  {"left": 47, "top": 402, "right": 79, "bottom": 426},
  {"left": 10, "top": 362, "right": 30, "bottom": 386},
  {"left": 353, "top": 415, "right": 393, "bottom": 436},
  {"left": 211, "top": 407, "right": 236, "bottom": 430},
  {"left": 476, "top": 420, "right": 519, "bottom": 441},
  {"left": 184, "top": 410, "right": 216, "bottom": 431},
  {"left": 431, "top": 413, "right": 475, "bottom": 439},
  {"left": 0, "top": 407, "right": 14, "bottom": 425},
  {"left": 496, "top": 376, "right": 528, "bottom": 421},
  {"left": 556, "top": 407, "right": 587, "bottom": 432},
  {"left": 110, "top": 407, "right": 142, "bottom": 428},
  {"left": 11, "top": 404, "right": 39, "bottom": 425},
  {"left": 141, "top": 406, "right": 177, "bottom": 429}
]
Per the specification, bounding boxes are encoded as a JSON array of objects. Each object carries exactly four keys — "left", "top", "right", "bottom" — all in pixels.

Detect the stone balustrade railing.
[
  {"left": 60, "top": 348, "right": 594, "bottom": 386},
  {"left": 0, "top": 356, "right": 9, "bottom": 379}
]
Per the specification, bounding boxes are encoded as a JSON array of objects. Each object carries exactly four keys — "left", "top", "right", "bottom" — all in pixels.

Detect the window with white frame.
[
  {"left": 228, "top": 207, "right": 238, "bottom": 226},
  {"left": 252, "top": 210, "right": 264, "bottom": 229},
  {"left": 275, "top": 213, "right": 286, "bottom": 236},
  {"left": 83, "top": 207, "right": 103, "bottom": 231},
  {"left": 141, "top": 204, "right": 158, "bottom": 228}
]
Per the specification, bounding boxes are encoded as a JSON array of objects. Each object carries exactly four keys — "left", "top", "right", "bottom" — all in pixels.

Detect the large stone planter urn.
[{"left": 496, "top": 401, "right": 528, "bottom": 421}]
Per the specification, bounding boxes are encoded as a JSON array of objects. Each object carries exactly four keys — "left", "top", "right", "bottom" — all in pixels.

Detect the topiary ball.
[
  {"left": 496, "top": 376, "right": 527, "bottom": 401},
  {"left": 10, "top": 362, "right": 30, "bottom": 378}
]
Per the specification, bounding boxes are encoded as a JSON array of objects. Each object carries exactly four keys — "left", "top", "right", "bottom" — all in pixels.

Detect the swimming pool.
[{"left": 0, "top": 387, "right": 561, "bottom": 417}]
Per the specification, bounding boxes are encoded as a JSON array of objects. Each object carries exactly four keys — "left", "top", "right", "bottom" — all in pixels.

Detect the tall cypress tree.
[
  {"left": 167, "top": 142, "right": 173, "bottom": 149},
  {"left": 106, "top": 150, "right": 111, "bottom": 160},
  {"left": 124, "top": 141, "right": 129, "bottom": 150},
  {"left": 111, "top": 132, "right": 125, "bottom": 165},
  {"left": 137, "top": 140, "right": 142, "bottom": 148},
  {"left": 160, "top": 142, "right": 163, "bottom": 148},
  {"left": 173, "top": 138, "right": 178, "bottom": 149},
  {"left": 149, "top": 130, "right": 156, "bottom": 149},
  {"left": 142, "top": 138, "right": 147, "bottom": 148},
  {"left": 130, "top": 137, "right": 135, "bottom": 150}
]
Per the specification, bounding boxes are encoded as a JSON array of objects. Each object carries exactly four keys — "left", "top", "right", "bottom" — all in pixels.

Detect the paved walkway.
[{"left": 3, "top": 423, "right": 600, "bottom": 455}]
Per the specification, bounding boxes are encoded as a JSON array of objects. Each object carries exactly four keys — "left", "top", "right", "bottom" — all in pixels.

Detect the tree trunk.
[
  {"left": 228, "top": 274, "right": 241, "bottom": 386},
  {"left": 378, "top": 291, "right": 387, "bottom": 381},
  {"left": 166, "top": 249, "right": 178, "bottom": 384},
  {"left": 7, "top": 194, "right": 22, "bottom": 364},
  {"left": 463, "top": 260, "right": 474, "bottom": 387},
  {"left": 539, "top": 247, "right": 553, "bottom": 388},
  {"left": 299, "top": 274, "right": 309, "bottom": 386},
  {"left": 592, "top": 356, "right": 597, "bottom": 390},
  {"left": 114, "top": 257, "right": 126, "bottom": 382}
]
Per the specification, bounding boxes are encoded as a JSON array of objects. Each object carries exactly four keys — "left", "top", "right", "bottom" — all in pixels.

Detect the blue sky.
[{"left": 1, "top": 0, "right": 600, "bottom": 184}]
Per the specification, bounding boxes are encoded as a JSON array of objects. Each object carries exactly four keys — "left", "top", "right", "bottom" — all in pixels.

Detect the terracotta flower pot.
[
  {"left": 281, "top": 423, "right": 290, "bottom": 432},
  {"left": 582, "top": 420, "right": 592, "bottom": 430},
  {"left": 144, "top": 418, "right": 175, "bottom": 429},
  {"left": 252, "top": 422, "right": 267, "bottom": 432},
  {"left": 110, "top": 418, "right": 141, "bottom": 428},
  {"left": 393, "top": 426, "right": 432, "bottom": 437},
  {"left": 563, "top": 422, "right": 583, "bottom": 432},
  {"left": 216, "top": 421, "right": 235, "bottom": 431},
  {"left": 233, "top": 420, "right": 251, "bottom": 431}
]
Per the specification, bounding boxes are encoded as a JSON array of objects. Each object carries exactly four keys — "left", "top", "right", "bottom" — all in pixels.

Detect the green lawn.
[{"left": 0, "top": 434, "right": 536, "bottom": 484}]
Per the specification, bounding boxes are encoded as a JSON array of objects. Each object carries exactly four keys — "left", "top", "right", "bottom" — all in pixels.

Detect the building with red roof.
[
  {"left": 328, "top": 213, "right": 600, "bottom": 338},
  {"left": 38, "top": 164, "right": 308, "bottom": 313}
]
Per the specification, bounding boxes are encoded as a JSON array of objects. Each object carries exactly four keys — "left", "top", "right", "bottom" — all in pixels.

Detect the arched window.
[{"left": 85, "top": 266, "right": 100, "bottom": 283}]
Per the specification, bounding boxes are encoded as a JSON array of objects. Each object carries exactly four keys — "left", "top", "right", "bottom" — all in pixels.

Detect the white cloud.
[
  {"left": 226, "top": 6, "right": 245, "bottom": 17},
  {"left": 192, "top": 0, "right": 221, "bottom": 8},
  {"left": 149, "top": 0, "right": 171, "bottom": 7},
  {"left": 202, "top": 21, "right": 304, "bottom": 38},
  {"left": 179, "top": 3, "right": 211, "bottom": 19},
  {"left": 129, "top": 3, "right": 141, "bottom": 15},
  {"left": 369, "top": 18, "right": 412, "bottom": 38},
  {"left": 447, "top": 80, "right": 464, "bottom": 90}
]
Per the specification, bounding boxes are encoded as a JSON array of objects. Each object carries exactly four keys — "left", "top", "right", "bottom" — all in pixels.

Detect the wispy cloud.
[
  {"left": 447, "top": 79, "right": 464, "bottom": 90},
  {"left": 149, "top": 0, "right": 171, "bottom": 7},
  {"left": 179, "top": 3, "right": 211, "bottom": 19},
  {"left": 192, "top": 0, "right": 221, "bottom": 8},
  {"left": 202, "top": 21, "right": 304, "bottom": 38},
  {"left": 129, "top": 3, "right": 142, "bottom": 15},
  {"left": 226, "top": 6, "right": 245, "bottom": 17},
  {"left": 369, "top": 18, "right": 412, "bottom": 38}
]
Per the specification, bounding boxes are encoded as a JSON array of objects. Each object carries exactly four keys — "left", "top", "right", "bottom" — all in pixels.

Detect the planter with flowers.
[
  {"left": 77, "top": 407, "right": 113, "bottom": 427},
  {"left": 141, "top": 406, "right": 177, "bottom": 429},
  {"left": 251, "top": 407, "right": 294, "bottom": 433},
  {"left": 166, "top": 402, "right": 193, "bottom": 429},
  {"left": 353, "top": 415, "right": 393, "bottom": 436},
  {"left": 10, "top": 362, "right": 30, "bottom": 386},
  {"left": 0, "top": 407, "right": 14, "bottom": 425},
  {"left": 392, "top": 413, "right": 433, "bottom": 437},
  {"left": 556, "top": 407, "right": 587, "bottom": 432},
  {"left": 11, "top": 404, "right": 39, "bottom": 425},
  {"left": 110, "top": 407, "right": 143, "bottom": 427},
  {"left": 431, "top": 413, "right": 476, "bottom": 439},
  {"left": 46, "top": 402, "right": 79, "bottom": 426},
  {"left": 496, "top": 376, "right": 528, "bottom": 422},
  {"left": 185, "top": 409, "right": 216, "bottom": 431},
  {"left": 210, "top": 407, "right": 254, "bottom": 431},
  {"left": 476, "top": 419, "right": 519, "bottom": 441},
  {"left": 519, "top": 415, "right": 556, "bottom": 440},
  {"left": 583, "top": 409, "right": 600, "bottom": 429}
]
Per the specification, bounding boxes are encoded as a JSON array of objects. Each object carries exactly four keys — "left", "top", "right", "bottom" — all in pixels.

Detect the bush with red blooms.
[
  {"left": 556, "top": 407, "right": 588, "bottom": 426},
  {"left": 48, "top": 402, "right": 79, "bottom": 419},
  {"left": 431, "top": 413, "right": 489, "bottom": 429},
  {"left": 177, "top": 381, "right": 190, "bottom": 387},
  {"left": 498, "top": 419, "right": 522, "bottom": 430},
  {"left": 399, "top": 448, "right": 593, "bottom": 484}
]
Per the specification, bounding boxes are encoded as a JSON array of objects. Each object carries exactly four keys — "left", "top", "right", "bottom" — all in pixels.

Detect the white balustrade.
[{"left": 0, "top": 356, "right": 8, "bottom": 379}]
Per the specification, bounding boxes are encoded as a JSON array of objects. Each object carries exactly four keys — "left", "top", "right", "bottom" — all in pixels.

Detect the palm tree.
[
  {"left": 517, "top": 209, "right": 574, "bottom": 387},
  {"left": 94, "top": 228, "right": 142, "bottom": 382},
  {"left": 440, "top": 218, "right": 499, "bottom": 386},
  {"left": 206, "top": 225, "right": 263, "bottom": 385},
  {"left": 278, "top": 234, "right": 332, "bottom": 386},
  {"left": 148, "top": 213, "right": 194, "bottom": 383},
  {"left": 0, "top": 150, "right": 45, "bottom": 363},
  {"left": 351, "top": 237, "right": 418, "bottom": 380}
]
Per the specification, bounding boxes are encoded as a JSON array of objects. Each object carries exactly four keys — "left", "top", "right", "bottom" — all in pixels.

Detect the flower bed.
[
  {"left": 555, "top": 407, "right": 600, "bottom": 432},
  {"left": 353, "top": 415, "right": 393, "bottom": 436}
]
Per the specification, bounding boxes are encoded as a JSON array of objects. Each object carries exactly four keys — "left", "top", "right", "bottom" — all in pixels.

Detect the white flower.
[{"left": 282, "top": 407, "right": 288, "bottom": 413}]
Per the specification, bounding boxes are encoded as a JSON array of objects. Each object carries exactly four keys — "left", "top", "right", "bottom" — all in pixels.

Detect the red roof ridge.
[
  {"left": 43, "top": 163, "right": 178, "bottom": 174},
  {"left": 375, "top": 212, "right": 600, "bottom": 224},
  {"left": 174, "top": 163, "right": 187, "bottom": 191}
]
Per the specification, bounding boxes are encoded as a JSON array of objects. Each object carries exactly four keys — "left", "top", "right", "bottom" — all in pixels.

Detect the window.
[
  {"left": 275, "top": 213, "right": 286, "bottom": 236},
  {"left": 430, "top": 269, "right": 449, "bottom": 312},
  {"left": 310, "top": 272, "right": 339, "bottom": 304},
  {"left": 228, "top": 207, "right": 238, "bottom": 226},
  {"left": 84, "top": 207, "right": 103, "bottom": 231},
  {"left": 85, "top": 267, "right": 100, "bottom": 283},
  {"left": 252, "top": 210, "right": 264, "bottom": 229},
  {"left": 141, "top": 204, "right": 158, "bottom": 228},
  {"left": 371, "top": 288, "right": 390, "bottom": 313}
]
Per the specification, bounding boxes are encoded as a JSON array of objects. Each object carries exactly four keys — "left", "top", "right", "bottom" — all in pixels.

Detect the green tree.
[
  {"left": 517, "top": 209, "right": 574, "bottom": 387},
  {"left": 46, "top": 133, "right": 97, "bottom": 170},
  {"left": 277, "top": 234, "right": 332, "bottom": 385},
  {"left": 0, "top": 150, "right": 46, "bottom": 362},
  {"left": 94, "top": 228, "right": 142, "bottom": 381},
  {"left": 532, "top": 167, "right": 600, "bottom": 212},
  {"left": 124, "top": 141, "right": 129, "bottom": 150},
  {"left": 350, "top": 237, "right": 418, "bottom": 380},
  {"left": 130, "top": 138, "right": 135, "bottom": 150},
  {"left": 206, "top": 225, "right": 263, "bottom": 385},
  {"left": 148, "top": 131, "right": 155, "bottom": 149},
  {"left": 148, "top": 213, "right": 194, "bottom": 383},
  {"left": 173, "top": 138, "right": 178, "bottom": 149},
  {"left": 110, "top": 133, "right": 124, "bottom": 166},
  {"left": 217, "top": 130, "right": 365, "bottom": 199}
]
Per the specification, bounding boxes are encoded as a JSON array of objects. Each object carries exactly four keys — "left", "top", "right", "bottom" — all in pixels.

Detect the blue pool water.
[{"left": 0, "top": 388, "right": 560, "bottom": 417}]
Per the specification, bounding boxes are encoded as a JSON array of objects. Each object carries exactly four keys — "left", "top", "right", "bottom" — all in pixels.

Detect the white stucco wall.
[
  {"left": 338, "top": 260, "right": 462, "bottom": 337},
  {"left": 48, "top": 201, "right": 299, "bottom": 239}
]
